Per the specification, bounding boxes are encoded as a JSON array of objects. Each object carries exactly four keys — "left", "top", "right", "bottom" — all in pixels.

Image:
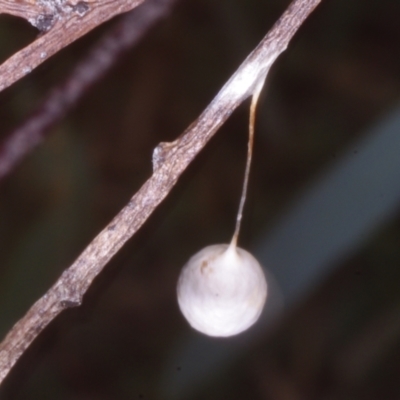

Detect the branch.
[
  {"left": 0, "top": 0, "right": 322, "bottom": 385},
  {"left": 0, "top": 0, "right": 149, "bottom": 92},
  {"left": 0, "top": 0, "right": 178, "bottom": 182}
]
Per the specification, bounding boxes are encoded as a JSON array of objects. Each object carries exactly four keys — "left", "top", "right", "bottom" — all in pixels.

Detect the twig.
[
  {"left": 0, "top": 0, "right": 322, "bottom": 385},
  {"left": 0, "top": 0, "right": 148, "bottom": 92},
  {"left": 0, "top": 0, "right": 179, "bottom": 182}
]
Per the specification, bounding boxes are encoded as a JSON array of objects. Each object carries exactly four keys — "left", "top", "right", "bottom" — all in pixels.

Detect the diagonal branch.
[
  {"left": 0, "top": 0, "right": 148, "bottom": 92},
  {"left": 0, "top": 0, "right": 322, "bottom": 386},
  {"left": 0, "top": 0, "right": 179, "bottom": 182}
]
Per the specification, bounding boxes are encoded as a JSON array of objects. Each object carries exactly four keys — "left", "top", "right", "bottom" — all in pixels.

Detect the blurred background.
[{"left": 1, "top": 0, "right": 400, "bottom": 398}]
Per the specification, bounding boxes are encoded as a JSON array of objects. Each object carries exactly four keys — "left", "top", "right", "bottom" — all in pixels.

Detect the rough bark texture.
[
  {"left": 0, "top": 0, "right": 147, "bottom": 92},
  {"left": 0, "top": 0, "right": 178, "bottom": 182},
  {"left": 0, "top": 0, "right": 322, "bottom": 386}
]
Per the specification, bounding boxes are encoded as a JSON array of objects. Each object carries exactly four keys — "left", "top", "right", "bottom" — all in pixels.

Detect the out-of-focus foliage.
[{"left": 0, "top": 0, "right": 400, "bottom": 398}]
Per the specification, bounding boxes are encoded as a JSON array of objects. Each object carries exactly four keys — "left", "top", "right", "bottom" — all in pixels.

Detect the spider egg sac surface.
[{"left": 177, "top": 244, "right": 267, "bottom": 337}]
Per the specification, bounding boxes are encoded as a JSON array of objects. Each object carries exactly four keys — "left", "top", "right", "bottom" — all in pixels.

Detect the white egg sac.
[{"left": 177, "top": 244, "right": 267, "bottom": 337}]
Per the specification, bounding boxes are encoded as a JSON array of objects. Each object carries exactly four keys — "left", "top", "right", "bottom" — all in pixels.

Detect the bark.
[
  {"left": 0, "top": 0, "right": 148, "bottom": 92},
  {"left": 0, "top": 0, "right": 322, "bottom": 386},
  {"left": 0, "top": 0, "right": 178, "bottom": 181}
]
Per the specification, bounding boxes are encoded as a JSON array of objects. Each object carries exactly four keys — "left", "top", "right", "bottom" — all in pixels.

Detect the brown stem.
[
  {"left": 0, "top": 0, "right": 322, "bottom": 385},
  {"left": 0, "top": 0, "right": 147, "bottom": 93},
  {"left": 0, "top": 0, "right": 179, "bottom": 182}
]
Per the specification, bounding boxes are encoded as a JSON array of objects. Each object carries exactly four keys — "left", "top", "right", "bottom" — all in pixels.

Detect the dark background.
[{"left": 1, "top": 0, "right": 400, "bottom": 398}]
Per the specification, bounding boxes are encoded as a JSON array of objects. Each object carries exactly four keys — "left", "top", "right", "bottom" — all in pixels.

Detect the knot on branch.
[
  {"left": 152, "top": 141, "right": 177, "bottom": 171},
  {"left": 31, "top": 13, "right": 56, "bottom": 32},
  {"left": 25, "top": 0, "right": 91, "bottom": 31}
]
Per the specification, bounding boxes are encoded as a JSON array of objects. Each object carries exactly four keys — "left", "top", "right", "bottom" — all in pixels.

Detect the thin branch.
[
  {"left": 0, "top": 0, "right": 148, "bottom": 92},
  {"left": 0, "top": 0, "right": 179, "bottom": 182},
  {"left": 0, "top": 0, "right": 322, "bottom": 385}
]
